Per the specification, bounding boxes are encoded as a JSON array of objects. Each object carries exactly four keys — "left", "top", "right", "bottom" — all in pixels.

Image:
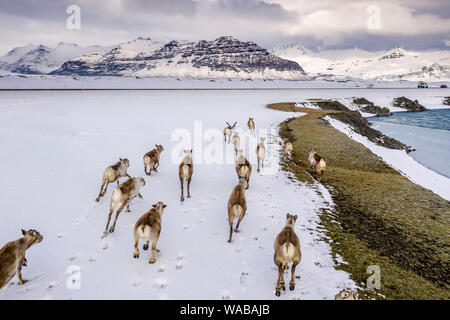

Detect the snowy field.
[{"left": 0, "top": 88, "right": 448, "bottom": 300}]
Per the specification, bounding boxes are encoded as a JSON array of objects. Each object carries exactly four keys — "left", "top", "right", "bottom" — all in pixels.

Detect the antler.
[
  {"left": 226, "top": 121, "right": 231, "bottom": 126},
  {"left": 232, "top": 122, "right": 237, "bottom": 128}
]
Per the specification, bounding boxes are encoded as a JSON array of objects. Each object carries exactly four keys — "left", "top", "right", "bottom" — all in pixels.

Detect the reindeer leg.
[
  {"left": 133, "top": 232, "right": 140, "bottom": 259},
  {"left": 16, "top": 264, "right": 27, "bottom": 285},
  {"left": 235, "top": 215, "right": 243, "bottom": 233},
  {"left": 144, "top": 165, "right": 149, "bottom": 175},
  {"left": 126, "top": 203, "right": 131, "bottom": 212},
  {"left": 257, "top": 159, "right": 260, "bottom": 173},
  {"left": 104, "top": 205, "right": 115, "bottom": 236},
  {"left": 275, "top": 262, "right": 282, "bottom": 297},
  {"left": 110, "top": 202, "right": 127, "bottom": 233},
  {"left": 96, "top": 181, "right": 107, "bottom": 201},
  {"left": 290, "top": 262, "right": 297, "bottom": 290},
  {"left": 187, "top": 177, "right": 191, "bottom": 198},
  {"left": 227, "top": 220, "right": 234, "bottom": 243},
  {"left": 280, "top": 264, "right": 286, "bottom": 291},
  {"left": 149, "top": 240, "right": 158, "bottom": 264},
  {"left": 180, "top": 178, "right": 185, "bottom": 202}
]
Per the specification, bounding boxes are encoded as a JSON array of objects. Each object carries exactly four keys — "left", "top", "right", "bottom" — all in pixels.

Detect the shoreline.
[{"left": 268, "top": 102, "right": 450, "bottom": 299}]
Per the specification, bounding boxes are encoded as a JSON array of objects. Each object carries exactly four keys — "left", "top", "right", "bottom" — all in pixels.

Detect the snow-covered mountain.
[
  {"left": 51, "top": 36, "right": 308, "bottom": 80},
  {"left": 272, "top": 45, "right": 450, "bottom": 82},
  {"left": 0, "top": 42, "right": 110, "bottom": 74}
]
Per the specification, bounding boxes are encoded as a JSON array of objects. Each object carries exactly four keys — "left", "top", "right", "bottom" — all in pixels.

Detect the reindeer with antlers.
[{"left": 224, "top": 122, "right": 237, "bottom": 143}]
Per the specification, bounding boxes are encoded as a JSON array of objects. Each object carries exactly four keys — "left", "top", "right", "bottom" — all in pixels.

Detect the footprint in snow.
[
  {"left": 88, "top": 254, "right": 98, "bottom": 262},
  {"left": 153, "top": 278, "right": 168, "bottom": 289},
  {"left": 240, "top": 269, "right": 249, "bottom": 285},
  {"left": 158, "top": 264, "right": 167, "bottom": 273},
  {"left": 56, "top": 232, "right": 65, "bottom": 239},
  {"left": 176, "top": 253, "right": 184, "bottom": 270},
  {"left": 131, "top": 280, "right": 142, "bottom": 288},
  {"left": 221, "top": 290, "right": 232, "bottom": 300}
]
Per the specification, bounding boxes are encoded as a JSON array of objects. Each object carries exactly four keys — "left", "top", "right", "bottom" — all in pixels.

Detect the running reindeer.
[
  {"left": 232, "top": 132, "right": 240, "bottom": 155},
  {"left": 104, "top": 177, "right": 146, "bottom": 236},
  {"left": 143, "top": 144, "right": 164, "bottom": 176},
  {"left": 235, "top": 149, "right": 251, "bottom": 189},
  {"left": 133, "top": 201, "right": 167, "bottom": 264},
  {"left": 274, "top": 214, "right": 301, "bottom": 297},
  {"left": 179, "top": 149, "right": 193, "bottom": 202},
  {"left": 227, "top": 177, "right": 248, "bottom": 243},
  {"left": 0, "top": 229, "right": 43, "bottom": 290},
  {"left": 247, "top": 117, "right": 255, "bottom": 136},
  {"left": 256, "top": 137, "right": 266, "bottom": 172},
  {"left": 281, "top": 139, "right": 293, "bottom": 156},
  {"left": 308, "top": 148, "right": 326, "bottom": 183},
  {"left": 96, "top": 158, "right": 131, "bottom": 202},
  {"left": 224, "top": 122, "right": 237, "bottom": 143}
]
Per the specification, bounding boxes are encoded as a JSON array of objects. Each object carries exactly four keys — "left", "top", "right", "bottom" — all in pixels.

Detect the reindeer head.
[
  {"left": 152, "top": 201, "right": 167, "bottom": 214},
  {"left": 119, "top": 158, "right": 130, "bottom": 168},
  {"left": 249, "top": 117, "right": 254, "bottom": 121},
  {"left": 308, "top": 148, "right": 316, "bottom": 156},
  {"left": 155, "top": 144, "right": 164, "bottom": 153},
  {"left": 21, "top": 229, "right": 43, "bottom": 246},
  {"left": 238, "top": 177, "right": 248, "bottom": 189},
  {"left": 334, "top": 289, "right": 359, "bottom": 300},
  {"left": 226, "top": 122, "right": 237, "bottom": 129},
  {"left": 184, "top": 149, "right": 193, "bottom": 157},
  {"left": 285, "top": 214, "right": 298, "bottom": 227}
]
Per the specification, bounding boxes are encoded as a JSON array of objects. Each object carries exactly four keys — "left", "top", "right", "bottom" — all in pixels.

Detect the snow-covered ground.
[
  {"left": 1, "top": 73, "right": 449, "bottom": 90},
  {"left": 1, "top": 88, "right": 448, "bottom": 300},
  {"left": 0, "top": 90, "right": 356, "bottom": 300}
]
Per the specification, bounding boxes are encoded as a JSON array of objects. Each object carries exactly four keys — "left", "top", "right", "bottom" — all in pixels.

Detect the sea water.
[{"left": 369, "top": 109, "right": 450, "bottom": 178}]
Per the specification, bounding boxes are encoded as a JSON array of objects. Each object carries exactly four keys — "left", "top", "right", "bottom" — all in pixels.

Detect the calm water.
[
  {"left": 369, "top": 108, "right": 450, "bottom": 131},
  {"left": 369, "top": 109, "right": 450, "bottom": 178}
]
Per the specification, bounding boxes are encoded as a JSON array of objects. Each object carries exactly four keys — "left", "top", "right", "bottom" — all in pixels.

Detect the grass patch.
[{"left": 269, "top": 102, "right": 450, "bottom": 299}]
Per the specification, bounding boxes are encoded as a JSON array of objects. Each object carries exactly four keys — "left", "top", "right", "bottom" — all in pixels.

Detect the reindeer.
[
  {"left": 224, "top": 122, "right": 237, "bottom": 143},
  {"left": 232, "top": 132, "right": 240, "bottom": 155},
  {"left": 227, "top": 178, "right": 248, "bottom": 243},
  {"left": 0, "top": 229, "right": 43, "bottom": 290},
  {"left": 281, "top": 139, "right": 293, "bottom": 156},
  {"left": 133, "top": 201, "right": 167, "bottom": 264},
  {"left": 104, "top": 177, "right": 146, "bottom": 236},
  {"left": 179, "top": 149, "right": 194, "bottom": 202},
  {"left": 335, "top": 289, "right": 359, "bottom": 300},
  {"left": 235, "top": 149, "right": 251, "bottom": 189},
  {"left": 96, "top": 158, "right": 131, "bottom": 202},
  {"left": 274, "top": 214, "right": 301, "bottom": 297},
  {"left": 308, "top": 148, "right": 326, "bottom": 183},
  {"left": 247, "top": 117, "right": 255, "bottom": 136},
  {"left": 256, "top": 137, "right": 266, "bottom": 172},
  {"left": 143, "top": 144, "right": 164, "bottom": 176}
]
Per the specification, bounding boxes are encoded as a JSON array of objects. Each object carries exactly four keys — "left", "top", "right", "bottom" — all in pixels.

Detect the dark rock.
[
  {"left": 353, "top": 97, "right": 392, "bottom": 116},
  {"left": 443, "top": 97, "right": 450, "bottom": 106},
  {"left": 393, "top": 97, "right": 427, "bottom": 111}
]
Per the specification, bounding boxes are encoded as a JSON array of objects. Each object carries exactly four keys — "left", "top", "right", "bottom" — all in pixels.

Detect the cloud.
[{"left": 0, "top": 0, "right": 449, "bottom": 54}]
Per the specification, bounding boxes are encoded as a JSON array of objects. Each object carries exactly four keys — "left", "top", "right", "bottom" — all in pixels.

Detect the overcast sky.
[{"left": 0, "top": 0, "right": 449, "bottom": 55}]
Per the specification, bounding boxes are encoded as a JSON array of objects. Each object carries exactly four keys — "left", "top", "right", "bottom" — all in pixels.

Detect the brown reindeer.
[
  {"left": 274, "top": 214, "right": 301, "bottom": 297},
  {"left": 179, "top": 149, "right": 193, "bottom": 202},
  {"left": 143, "top": 144, "right": 164, "bottom": 176},
  {"left": 235, "top": 149, "right": 251, "bottom": 189},
  {"left": 0, "top": 229, "right": 43, "bottom": 290},
  {"left": 133, "top": 201, "right": 167, "bottom": 264},
  {"left": 247, "top": 117, "right": 255, "bottom": 136},
  {"left": 104, "top": 177, "right": 146, "bottom": 236},
  {"left": 281, "top": 139, "right": 293, "bottom": 156},
  {"left": 224, "top": 122, "right": 237, "bottom": 143},
  {"left": 335, "top": 289, "right": 359, "bottom": 300},
  {"left": 227, "top": 178, "right": 248, "bottom": 243},
  {"left": 256, "top": 137, "right": 266, "bottom": 172},
  {"left": 96, "top": 158, "right": 131, "bottom": 202},
  {"left": 308, "top": 148, "right": 326, "bottom": 182},
  {"left": 231, "top": 132, "right": 240, "bottom": 155}
]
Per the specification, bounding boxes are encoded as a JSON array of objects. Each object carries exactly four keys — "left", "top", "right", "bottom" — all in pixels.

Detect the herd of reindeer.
[{"left": 0, "top": 116, "right": 358, "bottom": 299}]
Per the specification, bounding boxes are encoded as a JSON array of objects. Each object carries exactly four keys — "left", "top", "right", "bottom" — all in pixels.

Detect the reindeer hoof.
[
  {"left": 282, "top": 286, "right": 286, "bottom": 291},
  {"left": 187, "top": 195, "right": 191, "bottom": 198},
  {"left": 149, "top": 259, "right": 156, "bottom": 264},
  {"left": 275, "top": 290, "right": 281, "bottom": 297},
  {"left": 143, "top": 244, "right": 149, "bottom": 251},
  {"left": 290, "top": 285, "right": 295, "bottom": 291},
  {"left": 180, "top": 197, "right": 184, "bottom": 202},
  {"left": 95, "top": 197, "right": 100, "bottom": 202},
  {"left": 133, "top": 254, "right": 139, "bottom": 259},
  {"left": 227, "top": 239, "right": 232, "bottom": 243},
  {"left": 109, "top": 226, "right": 115, "bottom": 233}
]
